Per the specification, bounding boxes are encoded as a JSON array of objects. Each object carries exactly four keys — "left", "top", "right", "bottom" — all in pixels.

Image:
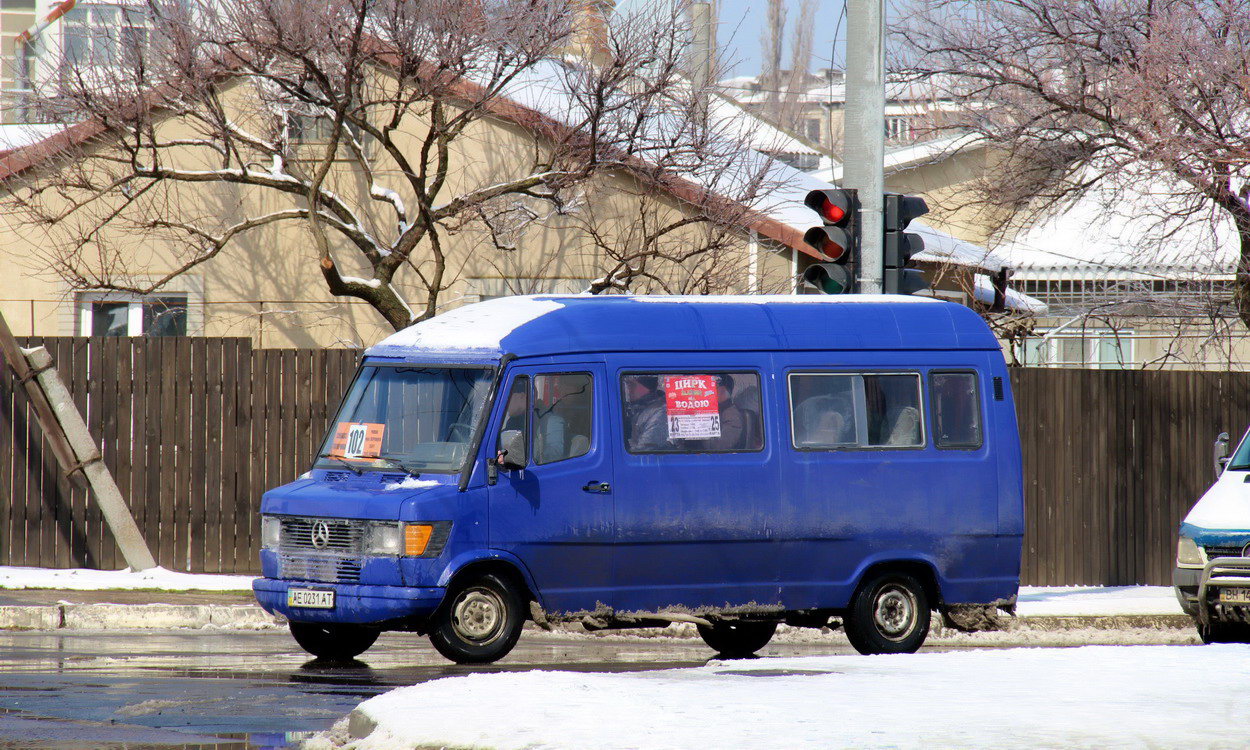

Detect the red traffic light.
[{"left": 804, "top": 189, "right": 855, "bottom": 226}]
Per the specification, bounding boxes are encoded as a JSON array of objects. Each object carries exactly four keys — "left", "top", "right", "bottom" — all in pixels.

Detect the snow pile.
[
  {"left": 335, "top": 645, "right": 1245, "bottom": 749},
  {"left": 1016, "top": 585, "right": 1182, "bottom": 617},
  {"left": 367, "top": 296, "right": 564, "bottom": 354},
  {"left": 382, "top": 477, "right": 442, "bottom": 491},
  {"left": 0, "top": 565, "right": 256, "bottom": 591}
]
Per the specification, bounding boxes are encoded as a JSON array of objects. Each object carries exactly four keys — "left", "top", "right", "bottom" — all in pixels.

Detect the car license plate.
[
  {"left": 287, "top": 588, "right": 335, "bottom": 609},
  {"left": 1218, "top": 587, "right": 1250, "bottom": 604}
]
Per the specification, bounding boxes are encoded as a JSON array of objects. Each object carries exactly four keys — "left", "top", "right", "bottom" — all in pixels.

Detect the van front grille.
[
  {"left": 1205, "top": 545, "right": 1249, "bottom": 560},
  {"left": 278, "top": 552, "right": 362, "bottom": 583},
  {"left": 276, "top": 516, "right": 367, "bottom": 583},
  {"left": 280, "top": 517, "right": 364, "bottom": 552}
]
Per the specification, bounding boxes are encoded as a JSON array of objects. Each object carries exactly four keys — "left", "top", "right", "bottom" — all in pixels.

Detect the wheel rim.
[
  {"left": 872, "top": 583, "right": 918, "bottom": 641},
  {"left": 451, "top": 587, "right": 506, "bottom": 644}
]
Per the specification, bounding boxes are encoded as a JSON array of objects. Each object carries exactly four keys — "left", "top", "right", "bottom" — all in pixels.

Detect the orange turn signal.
[{"left": 405, "top": 524, "right": 433, "bottom": 556}]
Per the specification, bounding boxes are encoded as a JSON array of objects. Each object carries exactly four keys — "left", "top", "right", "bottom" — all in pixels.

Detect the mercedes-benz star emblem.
[{"left": 311, "top": 521, "right": 331, "bottom": 550}]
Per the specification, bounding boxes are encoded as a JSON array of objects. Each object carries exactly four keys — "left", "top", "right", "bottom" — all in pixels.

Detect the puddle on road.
[{"left": 714, "top": 668, "right": 839, "bottom": 677}]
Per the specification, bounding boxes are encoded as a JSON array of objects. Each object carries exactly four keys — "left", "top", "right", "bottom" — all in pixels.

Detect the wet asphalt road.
[{"left": 0, "top": 627, "right": 864, "bottom": 749}]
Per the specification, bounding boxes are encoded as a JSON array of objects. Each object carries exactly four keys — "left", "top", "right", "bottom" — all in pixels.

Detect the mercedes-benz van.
[
  {"left": 252, "top": 295, "right": 1024, "bottom": 663},
  {"left": 1175, "top": 429, "right": 1250, "bottom": 642}
]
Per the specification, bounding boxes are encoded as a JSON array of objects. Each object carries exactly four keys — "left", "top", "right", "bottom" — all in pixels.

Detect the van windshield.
[
  {"left": 1228, "top": 430, "right": 1250, "bottom": 471},
  {"left": 315, "top": 365, "right": 494, "bottom": 474}
]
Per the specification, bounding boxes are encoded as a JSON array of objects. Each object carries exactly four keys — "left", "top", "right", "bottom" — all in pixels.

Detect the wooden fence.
[
  {"left": 0, "top": 338, "right": 357, "bottom": 574},
  {"left": 2, "top": 337, "right": 1249, "bottom": 584}
]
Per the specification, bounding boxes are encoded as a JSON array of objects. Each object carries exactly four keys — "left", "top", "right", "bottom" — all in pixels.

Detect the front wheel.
[
  {"left": 289, "top": 622, "right": 379, "bottom": 661},
  {"left": 844, "top": 571, "right": 931, "bottom": 655},
  {"left": 1199, "top": 620, "right": 1250, "bottom": 644},
  {"left": 698, "top": 620, "right": 778, "bottom": 658},
  {"left": 429, "top": 573, "right": 525, "bottom": 664}
]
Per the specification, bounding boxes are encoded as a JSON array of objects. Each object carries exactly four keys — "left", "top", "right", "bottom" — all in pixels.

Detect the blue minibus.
[{"left": 253, "top": 295, "right": 1024, "bottom": 663}]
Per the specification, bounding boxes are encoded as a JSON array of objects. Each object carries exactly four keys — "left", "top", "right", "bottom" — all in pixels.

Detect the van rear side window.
[
  {"left": 789, "top": 372, "right": 924, "bottom": 450},
  {"left": 930, "top": 371, "right": 983, "bottom": 449},
  {"left": 620, "top": 372, "right": 763, "bottom": 453}
]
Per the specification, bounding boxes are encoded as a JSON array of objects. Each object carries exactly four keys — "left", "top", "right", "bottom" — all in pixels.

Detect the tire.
[
  {"left": 844, "top": 571, "right": 931, "bottom": 655},
  {"left": 289, "top": 622, "right": 379, "bottom": 661},
  {"left": 1199, "top": 620, "right": 1250, "bottom": 644},
  {"left": 697, "top": 620, "right": 778, "bottom": 658},
  {"left": 428, "top": 573, "right": 525, "bottom": 664}
]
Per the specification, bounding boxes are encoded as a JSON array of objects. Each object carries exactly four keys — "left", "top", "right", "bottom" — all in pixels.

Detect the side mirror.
[
  {"left": 1215, "top": 431, "right": 1231, "bottom": 479},
  {"left": 498, "top": 429, "right": 527, "bottom": 471}
]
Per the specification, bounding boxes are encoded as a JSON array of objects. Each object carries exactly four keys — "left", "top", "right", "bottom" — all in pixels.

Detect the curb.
[
  {"left": 0, "top": 603, "right": 1191, "bottom": 632},
  {"left": 0, "top": 603, "right": 283, "bottom": 631}
]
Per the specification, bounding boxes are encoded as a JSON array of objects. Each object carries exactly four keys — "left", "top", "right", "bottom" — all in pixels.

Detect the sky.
[{"left": 713, "top": 0, "right": 847, "bottom": 76}]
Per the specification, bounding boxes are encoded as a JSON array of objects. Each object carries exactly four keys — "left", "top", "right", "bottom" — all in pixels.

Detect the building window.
[
  {"left": 62, "top": 3, "right": 149, "bottom": 67},
  {"left": 1017, "top": 330, "right": 1133, "bottom": 369},
  {"left": 79, "top": 294, "right": 187, "bottom": 337},
  {"left": 803, "top": 118, "right": 821, "bottom": 143},
  {"left": 884, "top": 115, "right": 912, "bottom": 142},
  {"left": 289, "top": 113, "right": 362, "bottom": 144}
]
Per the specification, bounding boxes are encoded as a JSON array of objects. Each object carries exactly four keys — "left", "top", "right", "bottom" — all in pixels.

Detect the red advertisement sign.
[
  {"left": 664, "top": 375, "right": 721, "bottom": 439},
  {"left": 329, "top": 422, "right": 385, "bottom": 459}
]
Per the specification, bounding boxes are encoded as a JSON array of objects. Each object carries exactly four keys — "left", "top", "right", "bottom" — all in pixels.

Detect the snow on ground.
[
  {"left": 0, "top": 565, "right": 256, "bottom": 591},
  {"left": 327, "top": 645, "right": 1241, "bottom": 750},
  {"left": 1017, "top": 585, "right": 1182, "bottom": 616}
]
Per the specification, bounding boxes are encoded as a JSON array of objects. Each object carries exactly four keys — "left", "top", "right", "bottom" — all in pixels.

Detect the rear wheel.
[
  {"left": 697, "top": 620, "right": 778, "bottom": 658},
  {"left": 844, "top": 571, "right": 931, "bottom": 655},
  {"left": 429, "top": 573, "right": 525, "bottom": 664},
  {"left": 1199, "top": 620, "right": 1250, "bottom": 644},
  {"left": 289, "top": 622, "right": 379, "bottom": 661}
]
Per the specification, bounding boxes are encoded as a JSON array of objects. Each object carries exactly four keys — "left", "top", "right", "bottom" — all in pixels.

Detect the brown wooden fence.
[
  {"left": 2, "top": 338, "right": 1249, "bottom": 584},
  {"left": 0, "top": 338, "right": 357, "bottom": 574}
]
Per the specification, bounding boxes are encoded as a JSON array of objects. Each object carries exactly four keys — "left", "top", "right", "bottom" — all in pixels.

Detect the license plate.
[
  {"left": 287, "top": 588, "right": 335, "bottom": 609},
  {"left": 1218, "top": 587, "right": 1250, "bottom": 604}
]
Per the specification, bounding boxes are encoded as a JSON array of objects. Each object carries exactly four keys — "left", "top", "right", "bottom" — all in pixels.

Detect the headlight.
[
  {"left": 261, "top": 516, "right": 281, "bottom": 550},
  {"left": 1177, "top": 536, "right": 1205, "bottom": 566},
  {"left": 365, "top": 522, "right": 404, "bottom": 555}
]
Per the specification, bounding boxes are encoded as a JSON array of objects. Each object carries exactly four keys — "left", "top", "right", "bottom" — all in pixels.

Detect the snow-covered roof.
[
  {"left": 992, "top": 168, "right": 1236, "bottom": 280},
  {"left": 722, "top": 72, "right": 962, "bottom": 108},
  {"left": 0, "top": 123, "right": 66, "bottom": 155},
  {"left": 814, "top": 132, "right": 984, "bottom": 183}
]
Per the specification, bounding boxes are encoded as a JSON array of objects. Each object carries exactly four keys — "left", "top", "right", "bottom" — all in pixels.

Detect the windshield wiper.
[
  {"left": 376, "top": 457, "right": 421, "bottom": 477},
  {"left": 317, "top": 453, "right": 363, "bottom": 475}
]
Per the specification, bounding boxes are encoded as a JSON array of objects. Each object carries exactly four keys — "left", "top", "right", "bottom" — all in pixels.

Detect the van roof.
[{"left": 364, "top": 294, "right": 1001, "bottom": 359}]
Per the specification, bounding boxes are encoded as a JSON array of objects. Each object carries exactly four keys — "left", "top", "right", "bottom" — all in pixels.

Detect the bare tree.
[
  {"left": 757, "top": 0, "right": 816, "bottom": 131},
  {"left": 5, "top": 0, "right": 776, "bottom": 332},
  {"left": 899, "top": 0, "right": 1250, "bottom": 327}
]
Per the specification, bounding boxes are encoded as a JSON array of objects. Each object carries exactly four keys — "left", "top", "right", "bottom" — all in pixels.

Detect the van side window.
[
  {"left": 931, "top": 372, "right": 983, "bottom": 449},
  {"left": 789, "top": 372, "right": 924, "bottom": 450},
  {"left": 620, "top": 372, "right": 763, "bottom": 454},
  {"left": 534, "top": 373, "right": 594, "bottom": 464},
  {"left": 496, "top": 375, "right": 529, "bottom": 464},
  {"left": 864, "top": 374, "right": 923, "bottom": 447}
]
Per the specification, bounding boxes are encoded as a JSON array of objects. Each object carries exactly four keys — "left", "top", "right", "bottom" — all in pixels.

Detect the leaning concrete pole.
[
  {"left": 24, "top": 347, "right": 158, "bottom": 571},
  {"left": 843, "top": 0, "right": 886, "bottom": 294}
]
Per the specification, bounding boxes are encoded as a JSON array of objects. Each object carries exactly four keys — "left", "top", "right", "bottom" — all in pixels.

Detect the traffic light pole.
[{"left": 842, "top": 0, "right": 885, "bottom": 294}]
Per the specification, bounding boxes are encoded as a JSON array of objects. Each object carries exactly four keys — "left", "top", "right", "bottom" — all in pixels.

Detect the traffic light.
[
  {"left": 883, "top": 193, "right": 930, "bottom": 295},
  {"left": 801, "top": 188, "right": 858, "bottom": 294}
]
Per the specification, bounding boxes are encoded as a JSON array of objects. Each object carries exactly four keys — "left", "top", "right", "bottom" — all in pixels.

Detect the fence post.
[{"left": 23, "top": 346, "right": 158, "bottom": 571}]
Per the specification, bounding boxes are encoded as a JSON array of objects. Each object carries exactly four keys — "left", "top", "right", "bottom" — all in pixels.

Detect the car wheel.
[
  {"left": 1199, "top": 620, "right": 1250, "bottom": 644},
  {"left": 697, "top": 620, "right": 778, "bottom": 658},
  {"left": 289, "top": 622, "right": 379, "bottom": 661},
  {"left": 429, "top": 573, "right": 525, "bottom": 664},
  {"left": 844, "top": 571, "right": 931, "bottom": 655}
]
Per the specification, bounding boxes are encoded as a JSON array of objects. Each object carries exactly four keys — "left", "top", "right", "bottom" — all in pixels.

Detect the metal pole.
[
  {"left": 25, "top": 346, "right": 158, "bottom": 571},
  {"left": 843, "top": 0, "right": 885, "bottom": 294}
]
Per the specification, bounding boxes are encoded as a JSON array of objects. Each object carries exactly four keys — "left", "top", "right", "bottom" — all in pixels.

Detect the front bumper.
[
  {"left": 253, "top": 578, "right": 445, "bottom": 626},
  {"left": 1175, "top": 557, "right": 1250, "bottom": 625}
]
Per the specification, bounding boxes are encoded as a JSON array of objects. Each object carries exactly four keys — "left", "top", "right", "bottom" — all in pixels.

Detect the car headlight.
[
  {"left": 365, "top": 522, "right": 404, "bottom": 556},
  {"left": 1177, "top": 536, "right": 1205, "bottom": 566},
  {"left": 261, "top": 516, "right": 281, "bottom": 550}
]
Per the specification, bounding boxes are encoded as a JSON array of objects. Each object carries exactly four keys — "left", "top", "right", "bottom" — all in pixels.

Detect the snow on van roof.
[
  {"left": 630, "top": 294, "right": 940, "bottom": 304},
  {"left": 370, "top": 296, "right": 564, "bottom": 354}
]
